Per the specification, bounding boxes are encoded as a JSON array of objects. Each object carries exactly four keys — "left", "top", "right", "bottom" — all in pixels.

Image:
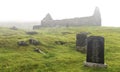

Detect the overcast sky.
[{"left": 0, "top": 0, "right": 120, "bottom": 27}]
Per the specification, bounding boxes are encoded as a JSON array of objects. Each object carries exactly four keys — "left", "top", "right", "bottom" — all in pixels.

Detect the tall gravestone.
[
  {"left": 84, "top": 36, "right": 107, "bottom": 67},
  {"left": 76, "top": 33, "right": 87, "bottom": 53}
]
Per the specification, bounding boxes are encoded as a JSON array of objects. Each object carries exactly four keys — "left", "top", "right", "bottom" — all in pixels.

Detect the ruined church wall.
[
  {"left": 34, "top": 7, "right": 101, "bottom": 28},
  {"left": 41, "top": 15, "right": 101, "bottom": 27}
]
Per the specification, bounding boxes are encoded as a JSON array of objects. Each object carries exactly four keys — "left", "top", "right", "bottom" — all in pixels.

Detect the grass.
[{"left": 0, "top": 26, "right": 120, "bottom": 72}]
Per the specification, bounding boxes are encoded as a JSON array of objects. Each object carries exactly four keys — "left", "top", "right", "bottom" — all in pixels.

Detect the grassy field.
[{"left": 0, "top": 26, "right": 120, "bottom": 72}]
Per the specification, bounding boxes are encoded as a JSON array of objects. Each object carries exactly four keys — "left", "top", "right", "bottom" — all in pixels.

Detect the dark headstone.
[
  {"left": 84, "top": 36, "right": 107, "bottom": 67},
  {"left": 76, "top": 33, "right": 87, "bottom": 53},
  {"left": 17, "top": 41, "right": 28, "bottom": 46},
  {"left": 87, "top": 36, "right": 104, "bottom": 63}
]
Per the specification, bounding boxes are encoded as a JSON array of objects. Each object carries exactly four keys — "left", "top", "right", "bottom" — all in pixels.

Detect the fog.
[
  {"left": 0, "top": 22, "right": 40, "bottom": 30},
  {"left": 0, "top": 0, "right": 119, "bottom": 29}
]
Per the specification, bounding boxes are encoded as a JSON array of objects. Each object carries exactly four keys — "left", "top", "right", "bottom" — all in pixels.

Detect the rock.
[
  {"left": 29, "top": 38, "right": 40, "bottom": 45},
  {"left": 26, "top": 31, "right": 38, "bottom": 35},
  {"left": 17, "top": 41, "right": 28, "bottom": 46},
  {"left": 10, "top": 26, "right": 18, "bottom": 30},
  {"left": 34, "top": 48, "right": 46, "bottom": 55},
  {"left": 55, "top": 41, "right": 66, "bottom": 45},
  {"left": 34, "top": 48, "right": 41, "bottom": 53}
]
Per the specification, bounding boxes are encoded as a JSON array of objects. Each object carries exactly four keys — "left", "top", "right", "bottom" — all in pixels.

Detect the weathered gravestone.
[
  {"left": 76, "top": 33, "right": 87, "bottom": 53},
  {"left": 84, "top": 36, "right": 107, "bottom": 67}
]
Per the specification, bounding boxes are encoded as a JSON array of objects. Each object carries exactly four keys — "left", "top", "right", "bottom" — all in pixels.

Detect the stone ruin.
[{"left": 33, "top": 7, "right": 101, "bottom": 29}]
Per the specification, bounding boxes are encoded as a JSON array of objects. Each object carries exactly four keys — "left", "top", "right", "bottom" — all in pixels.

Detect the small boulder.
[
  {"left": 55, "top": 41, "right": 66, "bottom": 45},
  {"left": 34, "top": 48, "right": 46, "bottom": 55},
  {"left": 10, "top": 26, "right": 18, "bottom": 30},
  {"left": 26, "top": 31, "right": 38, "bottom": 35},
  {"left": 34, "top": 48, "right": 41, "bottom": 53},
  {"left": 29, "top": 38, "right": 40, "bottom": 45},
  {"left": 17, "top": 41, "right": 28, "bottom": 46}
]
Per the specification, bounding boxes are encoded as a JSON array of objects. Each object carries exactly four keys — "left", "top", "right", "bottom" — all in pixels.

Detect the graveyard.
[{"left": 0, "top": 26, "right": 120, "bottom": 72}]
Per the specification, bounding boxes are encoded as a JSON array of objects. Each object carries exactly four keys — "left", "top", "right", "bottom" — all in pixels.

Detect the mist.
[
  {"left": 0, "top": 22, "right": 40, "bottom": 30},
  {"left": 0, "top": 0, "right": 119, "bottom": 29}
]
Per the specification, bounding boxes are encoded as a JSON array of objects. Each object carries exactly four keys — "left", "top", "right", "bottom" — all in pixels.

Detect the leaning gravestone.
[
  {"left": 76, "top": 33, "right": 87, "bottom": 53},
  {"left": 84, "top": 36, "right": 107, "bottom": 67}
]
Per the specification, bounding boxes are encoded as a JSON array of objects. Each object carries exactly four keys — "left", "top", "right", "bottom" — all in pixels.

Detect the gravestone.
[
  {"left": 84, "top": 36, "right": 107, "bottom": 67},
  {"left": 76, "top": 33, "right": 87, "bottom": 53}
]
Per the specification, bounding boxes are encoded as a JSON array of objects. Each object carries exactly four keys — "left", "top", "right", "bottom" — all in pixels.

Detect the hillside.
[{"left": 0, "top": 26, "right": 120, "bottom": 72}]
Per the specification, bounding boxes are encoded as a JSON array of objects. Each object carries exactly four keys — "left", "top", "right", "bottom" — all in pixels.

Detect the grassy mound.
[{"left": 0, "top": 26, "right": 120, "bottom": 72}]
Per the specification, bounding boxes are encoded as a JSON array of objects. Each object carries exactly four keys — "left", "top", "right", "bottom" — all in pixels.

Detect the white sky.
[{"left": 0, "top": 0, "right": 120, "bottom": 27}]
